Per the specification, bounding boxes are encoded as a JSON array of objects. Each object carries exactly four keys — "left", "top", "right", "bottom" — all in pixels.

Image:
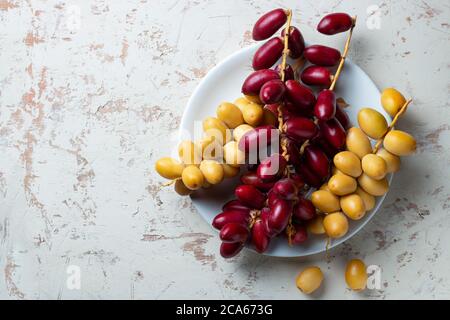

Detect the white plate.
[{"left": 179, "top": 44, "right": 392, "bottom": 257}]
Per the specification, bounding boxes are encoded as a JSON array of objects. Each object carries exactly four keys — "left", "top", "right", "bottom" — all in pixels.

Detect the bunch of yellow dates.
[{"left": 154, "top": 96, "right": 276, "bottom": 194}]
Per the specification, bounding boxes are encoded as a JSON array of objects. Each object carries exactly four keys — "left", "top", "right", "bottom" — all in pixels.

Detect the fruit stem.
[
  {"left": 372, "top": 98, "right": 413, "bottom": 153},
  {"left": 329, "top": 16, "right": 357, "bottom": 91},
  {"left": 280, "top": 9, "right": 293, "bottom": 82}
]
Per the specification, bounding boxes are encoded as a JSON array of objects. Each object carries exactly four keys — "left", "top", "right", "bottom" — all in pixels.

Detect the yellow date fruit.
[
  {"left": 233, "top": 124, "right": 254, "bottom": 143},
  {"left": 376, "top": 148, "right": 401, "bottom": 173},
  {"left": 345, "top": 259, "right": 368, "bottom": 291},
  {"left": 178, "top": 140, "right": 201, "bottom": 165},
  {"left": 361, "top": 154, "right": 387, "bottom": 180},
  {"left": 223, "top": 141, "right": 245, "bottom": 167},
  {"left": 328, "top": 173, "right": 357, "bottom": 196},
  {"left": 323, "top": 212, "right": 349, "bottom": 238},
  {"left": 346, "top": 127, "right": 372, "bottom": 159},
  {"left": 355, "top": 187, "right": 375, "bottom": 211},
  {"left": 203, "top": 117, "right": 230, "bottom": 144},
  {"left": 296, "top": 266, "right": 323, "bottom": 294},
  {"left": 222, "top": 163, "right": 240, "bottom": 178},
  {"left": 357, "top": 108, "right": 388, "bottom": 139},
  {"left": 333, "top": 151, "right": 362, "bottom": 177},
  {"left": 174, "top": 179, "right": 193, "bottom": 196},
  {"left": 216, "top": 102, "right": 244, "bottom": 129},
  {"left": 197, "top": 136, "right": 223, "bottom": 160},
  {"left": 262, "top": 107, "right": 278, "bottom": 126},
  {"left": 311, "top": 190, "right": 340, "bottom": 213},
  {"left": 199, "top": 160, "right": 224, "bottom": 185},
  {"left": 358, "top": 173, "right": 389, "bottom": 196},
  {"left": 383, "top": 130, "right": 416, "bottom": 156},
  {"left": 181, "top": 165, "right": 204, "bottom": 190},
  {"left": 340, "top": 194, "right": 366, "bottom": 220},
  {"left": 381, "top": 88, "right": 406, "bottom": 117},
  {"left": 307, "top": 215, "right": 325, "bottom": 235},
  {"left": 155, "top": 157, "right": 184, "bottom": 180},
  {"left": 244, "top": 94, "right": 262, "bottom": 104},
  {"left": 242, "top": 102, "right": 264, "bottom": 126}
]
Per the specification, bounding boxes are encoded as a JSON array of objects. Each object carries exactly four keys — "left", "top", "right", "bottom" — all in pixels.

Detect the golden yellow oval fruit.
[
  {"left": 234, "top": 97, "right": 251, "bottom": 111},
  {"left": 199, "top": 160, "right": 224, "bottom": 185},
  {"left": 178, "top": 140, "right": 201, "bottom": 165},
  {"left": 333, "top": 151, "right": 362, "bottom": 177},
  {"left": 242, "top": 103, "right": 264, "bottom": 126},
  {"left": 323, "top": 212, "right": 349, "bottom": 238},
  {"left": 361, "top": 154, "right": 387, "bottom": 180},
  {"left": 355, "top": 187, "right": 375, "bottom": 211},
  {"left": 262, "top": 107, "right": 278, "bottom": 126},
  {"left": 340, "top": 194, "right": 366, "bottom": 220},
  {"left": 357, "top": 108, "right": 388, "bottom": 139},
  {"left": 358, "top": 173, "right": 389, "bottom": 196},
  {"left": 244, "top": 94, "right": 262, "bottom": 104},
  {"left": 222, "top": 163, "right": 240, "bottom": 178},
  {"left": 307, "top": 215, "right": 325, "bottom": 235},
  {"left": 328, "top": 173, "right": 357, "bottom": 196},
  {"left": 223, "top": 141, "right": 245, "bottom": 168},
  {"left": 346, "top": 127, "right": 373, "bottom": 159},
  {"left": 376, "top": 148, "right": 401, "bottom": 173},
  {"left": 383, "top": 130, "right": 416, "bottom": 156},
  {"left": 233, "top": 124, "right": 254, "bottom": 143},
  {"left": 345, "top": 259, "right": 368, "bottom": 291},
  {"left": 296, "top": 266, "right": 323, "bottom": 294},
  {"left": 381, "top": 88, "right": 406, "bottom": 117},
  {"left": 311, "top": 190, "right": 340, "bottom": 213},
  {"left": 197, "top": 136, "right": 223, "bottom": 160},
  {"left": 181, "top": 165, "right": 204, "bottom": 190},
  {"left": 174, "top": 179, "right": 193, "bottom": 196},
  {"left": 216, "top": 102, "right": 244, "bottom": 129},
  {"left": 203, "top": 117, "right": 230, "bottom": 144},
  {"left": 155, "top": 157, "right": 184, "bottom": 180}
]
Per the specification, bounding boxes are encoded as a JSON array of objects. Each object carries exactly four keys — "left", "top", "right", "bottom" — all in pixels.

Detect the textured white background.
[{"left": 0, "top": 0, "right": 449, "bottom": 299}]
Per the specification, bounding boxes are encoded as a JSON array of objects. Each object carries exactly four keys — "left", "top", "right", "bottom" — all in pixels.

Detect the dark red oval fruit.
[
  {"left": 252, "top": 37, "right": 284, "bottom": 70},
  {"left": 319, "top": 118, "right": 346, "bottom": 150},
  {"left": 252, "top": 8, "right": 287, "bottom": 41},
  {"left": 251, "top": 219, "right": 271, "bottom": 253},
  {"left": 281, "top": 26, "right": 305, "bottom": 58},
  {"left": 274, "top": 64, "right": 295, "bottom": 80},
  {"left": 220, "top": 241, "right": 244, "bottom": 258},
  {"left": 314, "top": 89, "right": 336, "bottom": 121},
  {"left": 335, "top": 105, "right": 351, "bottom": 129},
  {"left": 242, "top": 69, "right": 280, "bottom": 96},
  {"left": 238, "top": 125, "right": 277, "bottom": 154},
  {"left": 272, "top": 178, "right": 298, "bottom": 200},
  {"left": 220, "top": 222, "right": 249, "bottom": 243},
  {"left": 259, "top": 79, "right": 285, "bottom": 104},
  {"left": 304, "top": 145, "right": 330, "bottom": 179},
  {"left": 212, "top": 210, "right": 250, "bottom": 230},
  {"left": 317, "top": 12, "right": 353, "bottom": 35},
  {"left": 267, "top": 198, "right": 292, "bottom": 236},
  {"left": 291, "top": 224, "right": 308, "bottom": 244},
  {"left": 222, "top": 199, "right": 250, "bottom": 212},
  {"left": 304, "top": 45, "right": 341, "bottom": 66},
  {"left": 257, "top": 153, "right": 287, "bottom": 182},
  {"left": 293, "top": 198, "right": 316, "bottom": 221},
  {"left": 285, "top": 80, "right": 316, "bottom": 109},
  {"left": 296, "top": 163, "right": 322, "bottom": 188},
  {"left": 240, "top": 171, "right": 275, "bottom": 191},
  {"left": 235, "top": 185, "right": 266, "bottom": 209},
  {"left": 284, "top": 117, "right": 318, "bottom": 141},
  {"left": 300, "top": 66, "right": 332, "bottom": 87}
]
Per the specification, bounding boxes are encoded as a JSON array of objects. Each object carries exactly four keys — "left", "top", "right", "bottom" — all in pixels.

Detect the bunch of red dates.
[{"left": 214, "top": 10, "right": 356, "bottom": 258}]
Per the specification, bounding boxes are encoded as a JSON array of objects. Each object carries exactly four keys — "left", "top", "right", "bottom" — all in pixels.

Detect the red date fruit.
[
  {"left": 293, "top": 198, "right": 316, "bottom": 221},
  {"left": 285, "top": 117, "right": 318, "bottom": 141},
  {"left": 304, "top": 145, "right": 330, "bottom": 179},
  {"left": 240, "top": 171, "right": 275, "bottom": 191},
  {"left": 296, "top": 163, "right": 322, "bottom": 188},
  {"left": 335, "top": 105, "right": 351, "bottom": 129},
  {"left": 267, "top": 189, "right": 281, "bottom": 207},
  {"left": 220, "top": 222, "right": 249, "bottom": 243},
  {"left": 267, "top": 198, "right": 293, "bottom": 236},
  {"left": 235, "top": 185, "right": 266, "bottom": 209},
  {"left": 314, "top": 89, "right": 336, "bottom": 121},
  {"left": 304, "top": 45, "right": 341, "bottom": 66},
  {"left": 238, "top": 125, "right": 276, "bottom": 154},
  {"left": 222, "top": 199, "right": 250, "bottom": 212},
  {"left": 320, "top": 118, "right": 346, "bottom": 150},
  {"left": 252, "top": 219, "right": 271, "bottom": 253},
  {"left": 317, "top": 12, "right": 353, "bottom": 35},
  {"left": 257, "top": 153, "right": 287, "bottom": 182},
  {"left": 252, "top": 8, "right": 287, "bottom": 41},
  {"left": 291, "top": 224, "right": 308, "bottom": 244},
  {"left": 281, "top": 26, "right": 305, "bottom": 58},
  {"left": 212, "top": 210, "right": 250, "bottom": 230},
  {"left": 290, "top": 173, "right": 305, "bottom": 190},
  {"left": 301, "top": 66, "right": 332, "bottom": 87},
  {"left": 274, "top": 64, "right": 295, "bottom": 80},
  {"left": 259, "top": 79, "right": 286, "bottom": 104},
  {"left": 272, "top": 178, "right": 298, "bottom": 200},
  {"left": 285, "top": 80, "right": 316, "bottom": 110},
  {"left": 312, "top": 132, "right": 339, "bottom": 158},
  {"left": 220, "top": 241, "right": 244, "bottom": 258},
  {"left": 252, "top": 37, "right": 284, "bottom": 70},
  {"left": 242, "top": 69, "right": 280, "bottom": 96}
]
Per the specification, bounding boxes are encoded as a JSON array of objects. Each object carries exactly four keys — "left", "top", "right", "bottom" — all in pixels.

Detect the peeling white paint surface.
[{"left": 0, "top": 0, "right": 449, "bottom": 299}]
